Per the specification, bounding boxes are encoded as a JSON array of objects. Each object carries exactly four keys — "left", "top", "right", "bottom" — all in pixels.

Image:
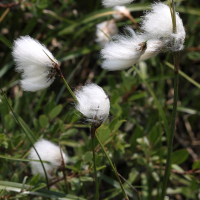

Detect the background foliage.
[{"left": 1, "top": 0, "right": 200, "bottom": 199}]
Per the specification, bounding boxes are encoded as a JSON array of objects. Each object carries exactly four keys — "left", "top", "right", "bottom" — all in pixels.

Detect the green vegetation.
[{"left": 1, "top": 0, "right": 200, "bottom": 199}]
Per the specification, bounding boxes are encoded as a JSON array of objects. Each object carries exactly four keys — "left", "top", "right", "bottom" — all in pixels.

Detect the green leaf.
[
  {"left": 60, "top": 140, "right": 83, "bottom": 147},
  {"left": 171, "top": 149, "right": 189, "bottom": 165},
  {"left": 60, "top": 128, "right": 78, "bottom": 139},
  {"left": 187, "top": 52, "right": 200, "bottom": 60},
  {"left": 74, "top": 160, "right": 82, "bottom": 172},
  {"left": 148, "top": 124, "right": 161, "bottom": 145},
  {"left": 65, "top": 165, "right": 79, "bottom": 172},
  {"left": 192, "top": 159, "right": 200, "bottom": 170},
  {"left": 31, "top": 183, "right": 46, "bottom": 191},
  {"left": 39, "top": 115, "right": 48, "bottom": 128},
  {"left": 29, "top": 174, "right": 40, "bottom": 186},
  {"left": 37, "top": 0, "right": 49, "bottom": 9},
  {"left": 98, "top": 125, "right": 111, "bottom": 143},
  {"left": 49, "top": 105, "right": 62, "bottom": 120},
  {"left": 129, "top": 92, "right": 147, "bottom": 101},
  {"left": 112, "top": 120, "right": 126, "bottom": 133},
  {"left": 83, "top": 152, "right": 93, "bottom": 163},
  {"left": 0, "top": 62, "right": 14, "bottom": 78},
  {"left": 69, "top": 178, "right": 82, "bottom": 191},
  {"left": 0, "top": 35, "right": 12, "bottom": 48},
  {"left": 79, "top": 177, "right": 93, "bottom": 182},
  {"left": 110, "top": 103, "right": 122, "bottom": 117},
  {"left": 4, "top": 115, "right": 15, "bottom": 131}
]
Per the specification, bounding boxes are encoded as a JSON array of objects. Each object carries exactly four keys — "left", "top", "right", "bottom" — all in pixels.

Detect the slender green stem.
[
  {"left": 92, "top": 137, "right": 99, "bottom": 200},
  {"left": 161, "top": 54, "right": 179, "bottom": 200},
  {"left": 0, "top": 89, "right": 50, "bottom": 189},
  {"left": 95, "top": 132, "right": 129, "bottom": 200},
  {"left": 117, "top": 173, "right": 141, "bottom": 200},
  {"left": 161, "top": 1, "right": 179, "bottom": 199},
  {"left": 132, "top": 65, "right": 170, "bottom": 143},
  {"left": 61, "top": 76, "right": 78, "bottom": 103}
]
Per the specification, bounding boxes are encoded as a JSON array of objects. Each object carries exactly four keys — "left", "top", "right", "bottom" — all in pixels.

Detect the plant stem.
[
  {"left": 161, "top": 1, "right": 178, "bottom": 199},
  {"left": 61, "top": 76, "right": 78, "bottom": 103},
  {"left": 127, "top": 14, "right": 138, "bottom": 28},
  {"left": 161, "top": 53, "right": 179, "bottom": 200},
  {"left": 59, "top": 143, "right": 69, "bottom": 193},
  {"left": 95, "top": 132, "right": 129, "bottom": 200},
  {"left": 55, "top": 64, "right": 78, "bottom": 103},
  {"left": 92, "top": 136, "right": 99, "bottom": 200}
]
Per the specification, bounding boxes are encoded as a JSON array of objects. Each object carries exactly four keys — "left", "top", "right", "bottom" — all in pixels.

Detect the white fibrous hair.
[
  {"left": 28, "top": 139, "right": 68, "bottom": 179},
  {"left": 102, "top": 0, "right": 134, "bottom": 7},
  {"left": 101, "top": 27, "right": 148, "bottom": 71},
  {"left": 138, "top": 39, "right": 164, "bottom": 62},
  {"left": 113, "top": 6, "right": 130, "bottom": 20},
  {"left": 95, "top": 20, "right": 118, "bottom": 47},
  {"left": 141, "top": 2, "right": 185, "bottom": 51},
  {"left": 75, "top": 83, "right": 110, "bottom": 124},
  {"left": 12, "top": 36, "right": 58, "bottom": 92}
]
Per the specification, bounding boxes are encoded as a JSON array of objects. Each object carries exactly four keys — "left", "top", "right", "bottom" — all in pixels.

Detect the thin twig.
[{"left": 59, "top": 143, "right": 69, "bottom": 193}]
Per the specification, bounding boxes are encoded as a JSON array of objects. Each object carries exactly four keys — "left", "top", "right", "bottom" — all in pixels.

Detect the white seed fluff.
[
  {"left": 95, "top": 20, "right": 118, "bottom": 47},
  {"left": 138, "top": 39, "right": 164, "bottom": 62},
  {"left": 12, "top": 36, "right": 58, "bottom": 92},
  {"left": 102, "top": 0, "right": 134, "bottom": 7},
  {"left": 28, "top": 139, "right": 68, "bottom": 179},
  {"left": 113, "top": 6, "right": 130, "bottom": 20},
  {"left": 101, "top": 27, "right": 148, "bottom": 71},
  {"left": 75, "top": 83, "right": 110, "bottom": 124},
  {"left": 140, "top": 2, "right": 185, "bottom": 51}
]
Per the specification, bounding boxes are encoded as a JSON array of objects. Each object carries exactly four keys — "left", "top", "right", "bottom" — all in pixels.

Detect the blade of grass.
[
  {"left": 0, "top": 89, "right": 50, "bottom": 189},
  {"left": 132, "top": 65, "right": 170, "bottom": 143},
  {"left": 165, "top": 61, "right": 200, "bottom": 89},
  {"left": 0, "top": 155, "right": 49, "bottom": 163},
  {"left": 95, "top": 132, "right": 129, "bottom": 200},
  {"left": 0, "top": 181, "right": 87, "bottom": 200}
]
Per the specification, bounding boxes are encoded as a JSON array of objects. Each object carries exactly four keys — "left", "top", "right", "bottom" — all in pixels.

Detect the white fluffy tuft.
[
  {"left": 28, "top": 139, "right": 68, "bottom": 179},
  {"left": 95, "top": 20, "right": 118, "bottom": 47},
  {"left": 101, "top": 27, "right": 149, "bottom": 71},
  {"left": 140, "top": 2, "right": 185, "bottom": 51},
  {"left": 12, "top": 36, "right": 58, "bottom": 92},
  {"left": 75, "top": 83, "right": 110, "bottom": 124},
  {"left": 113, "top": 6, "right": 130, "bottom": 20},
  {"left": 138, "top": 39, "right": 164, "bottom": 62},
  {"left": 102, "top": 0, "right": 134, "bottom": 7}
]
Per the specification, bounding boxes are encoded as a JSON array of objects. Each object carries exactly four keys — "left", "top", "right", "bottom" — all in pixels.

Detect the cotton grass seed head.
[
  {"left": 101, "top": 27, "right": 148, "bottom": 71},
  {"left": 113, "top": 6, "right": 130, "bottom": 20},
  {"left": 75, "top": 83, "right": 110, "bottom": 125},
  {"left": 12, "top": 36, "right": 58, "bottom": 92},
  {"left": 102, "top": 0, "right": 134, "bottom": 7},
  {"left": 95, "top": 20, "right": 118, "bottom": 47},
  {"left": 28, "top": 139, "right": 68, "bottom": 179},
  {"left": 141, "top": 2, "right": 185, "bottom": 51}
]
